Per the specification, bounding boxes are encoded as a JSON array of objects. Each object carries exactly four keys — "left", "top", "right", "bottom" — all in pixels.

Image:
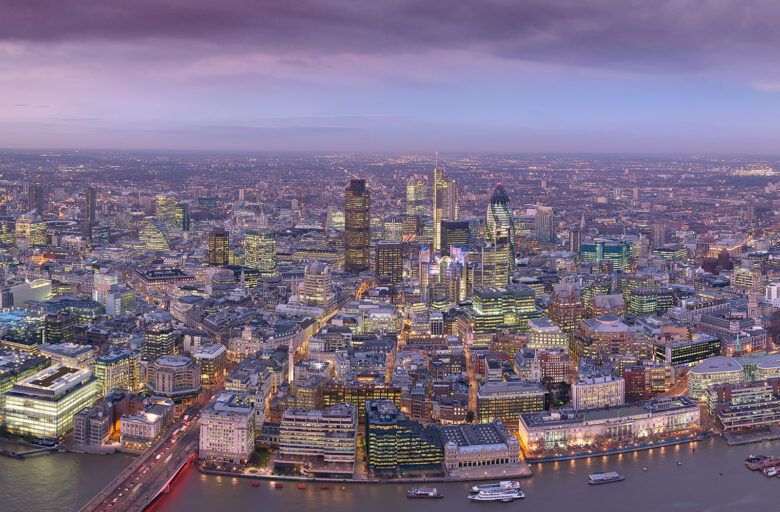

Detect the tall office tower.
[
  {"left": 481, "top": 242, "right": 512, "bottom": 287},
  {"left": 244, "top": 228, "right": 277, "bottom": 277},
  {"left": 441, "top": 220, "right": 469, "bottom": 253},
  {"left": 534, "top": 206, "right": 556, "bottom": 244},
  {"left": 208, "top": 227, "right": 230, "bottom": 267},
  {"left": 344, "top": 179, "right": 370, "bottom": 273},
  {"left": 486, "top": 184, "right": 516, "bottom": 254},
  {"left": 303, "top": 262, "right": 332, "bottom": 308},
  {"left": 433, "top": 166, "right": 458, "bottom": 253},
  {"left": 85, "top": 186, "right": 96, "bottom": 223},
  {"left": 28, "top": 183, "right": 44, "bottom": 214},
  {"left": 402, "top": 214, "right": 420, "bottom": 242},
  {"left": 155, "top": 193, "right": 178, "bottom": 228},
  {"left": 405, "top": 176, "right": 428, "bottom": 216},
  {"left": 419, "top": 246, "right": 431, "bottom": 303},
  {"left": 376, "top": 240, "right": 403, "bottom": 283},
  {"left": 653, "top": 223, "right": 666, "bottom": 248},
  {"left": 569, "top": 227, "right": 582, "bottom": 253},
  {"left": 174, "top": 202, "right": 190, "bottom": 231}
]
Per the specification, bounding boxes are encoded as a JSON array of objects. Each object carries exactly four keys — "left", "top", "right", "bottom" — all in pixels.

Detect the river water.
[{"left": 1, "top": 437, "right": 778, "bottom": 512}]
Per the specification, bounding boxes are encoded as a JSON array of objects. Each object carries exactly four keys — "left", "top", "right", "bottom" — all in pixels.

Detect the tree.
[{"left": 465, "top": 410, "right": 475, "bottom": 423}]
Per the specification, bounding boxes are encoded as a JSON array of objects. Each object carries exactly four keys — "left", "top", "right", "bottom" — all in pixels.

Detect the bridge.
[{"left": 80, "top": 416, "right": 201, "bottom": 512}]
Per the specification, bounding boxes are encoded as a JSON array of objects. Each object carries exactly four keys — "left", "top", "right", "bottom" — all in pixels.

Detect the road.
[{"left": 81, "top": 388, "right": 218, "bottom": 512}]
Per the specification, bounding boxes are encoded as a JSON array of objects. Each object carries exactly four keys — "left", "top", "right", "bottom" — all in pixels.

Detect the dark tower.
[{"left": 344, "top": 179, "right": 370, "bottom": 273}]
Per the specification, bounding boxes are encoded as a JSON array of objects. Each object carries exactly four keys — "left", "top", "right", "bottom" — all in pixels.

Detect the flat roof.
[{"left": 690, "top": 356, "right": 743, "bottom": 375}]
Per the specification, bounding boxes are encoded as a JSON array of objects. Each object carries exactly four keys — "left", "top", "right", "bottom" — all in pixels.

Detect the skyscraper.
[
  {"left": 174, "top": 202, "right": 190, "bottom": 231},
  {"left": 208, "top": 227, "right": 230, "bottom": 267},
  {"left": 344, "top": 179, "right": 370, "bottom": 273},
  {"left": 375, "top": 240, "right": 403, "bottom": 283},
  {"left": 85, "top": 186, "right": 96, "bottom": 223},
  {"left": 486, "top": 184, "right": 515, "bottom": 255},
  {"left": 155, "top": 193, "right": 177, "bottom": 228},
  {"left": 244, "top": 228, "right": 277, "bottom": 277},
  {"left": 535, "top": 206, "right": 555, "bottom": 244},
  {"left": 441, "top": 220, "right": 469, "bottom": 253},
  {"left": 405, "top": 175, "right": 427, "bottom": 216},
  {"left": 28, "top": 183, "right": 44, "bottom": 214},
  {"left": 433, "top": 165, "right": 458, "bottom": 253}
]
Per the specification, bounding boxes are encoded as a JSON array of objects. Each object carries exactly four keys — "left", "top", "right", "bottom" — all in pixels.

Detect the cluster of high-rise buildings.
[{"left": 0, "top": 151, "right": 779, "bottom": 471}]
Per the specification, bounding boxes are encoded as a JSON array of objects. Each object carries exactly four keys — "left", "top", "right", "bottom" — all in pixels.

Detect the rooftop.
[{"left": 690, "top": 356, "right": 743, "bottom": 375}]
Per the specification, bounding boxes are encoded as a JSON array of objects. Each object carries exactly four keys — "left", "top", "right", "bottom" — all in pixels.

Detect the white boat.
[
  {"left": 470, "top": 481, "right": 522, "bottom": 493},
  {"left": 588, "top": 472, "right": 625, "bottom": 485},
  {"left": 468, "top": 488, "right": 525, "bottom": 502}
]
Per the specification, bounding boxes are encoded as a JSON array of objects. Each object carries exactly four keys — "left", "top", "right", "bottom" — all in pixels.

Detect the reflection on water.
[
  {"left": 2, "top": 438, "right": 779, "bottom": 512},
  {"left": 158, "top": 438, "right": 780, "bottom": 512},
  {"left": 0, "top": 443, "right": 134, "bottom": 512}
]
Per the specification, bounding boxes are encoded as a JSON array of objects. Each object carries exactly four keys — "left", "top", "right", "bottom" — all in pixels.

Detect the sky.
[{"left": 2, "top": 0, "right": 780, "bottom": 153}]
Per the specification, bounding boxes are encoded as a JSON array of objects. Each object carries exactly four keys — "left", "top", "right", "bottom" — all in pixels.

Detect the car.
[{"left": 156, "top": 454, "right": 162, "bottom": 460}]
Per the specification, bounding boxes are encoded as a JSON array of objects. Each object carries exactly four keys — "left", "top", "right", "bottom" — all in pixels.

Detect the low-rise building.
[
  {"left": 434, "top": 420, "right": 521, "bottom": 471},
  {"left": 120, "top": 397, "right": 175, "bottom": 450},
  {"left": 142, "top": 355, "right": 202, "bottom": 402},
  {"left": 476, "top": 381, "right": 548, "bottom": 430},
  {"left": 39, "top": 343, "right": 95, "bottom": 368},
  {"left": 73, "top": 405, "right": 110, "bottom": 445},
  {"left": 519, "top": 397, "right": 701, "bottom": 456},
  {"left": 3, "top": 365, "right": 99, "bottom": 439},
  {"left": 365, "top": 399, "right": 443, "bottom": 471},
  {"left": 687, "top": 356, "right": 744, "bottom": 401},
  {"left": 707, "top": 379, "right": 780, "bottom": 432}
]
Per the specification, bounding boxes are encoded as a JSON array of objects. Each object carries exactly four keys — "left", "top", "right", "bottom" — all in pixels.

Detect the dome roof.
[{"left": 490, "top": 184, "right": 510, "bottom": 205}]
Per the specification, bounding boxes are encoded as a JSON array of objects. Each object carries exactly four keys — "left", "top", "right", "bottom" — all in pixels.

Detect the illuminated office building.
[
  {"left": 174, "top": 202, "right": 190, "bottom": 231},
  {"left": 344, "top": 179, "right": 371, "bottom": 273},
  {"left": 303, "top": 262, "right": 333, "bottom": 308},
  {"left": 405, "top": 175, "right": 427, "bottom": 216},
  {"left": 94, "top": 346, "right": 141, "bottom": 394},
  {"left": 200, "top": 391, "right": 255, "bottom": 464},
  {"left": 143, "top": 319, "right": 176, "bottom": 359},
  {"left": 208, "top": 227, "right": 230, "bottom": 267},
  {"left": 155, "top": 193, "right": 177, "bottom": 228},
  {"left": 486, "top": 184, "right": 515, "bottom": 252},
  {"left": 3, "top": 366, "right": 99, "bottom": 439},
  {"left": 139, "top": 217, "right": 171, "bottom": 251},
  {"left": 375, "top": 240, "right": 403, "bottom": 283},
  {"left": 365, "top": 399, "right": 443, "bottom": 471},
  {"left": 244, "top": 228, "right": 277, "bottom": 276},
  {"left": 433, "top": 166, "right": 458, "bottom": 253},
  {"left": 441, "top": 220, "right": 469, "bottom": 253}
]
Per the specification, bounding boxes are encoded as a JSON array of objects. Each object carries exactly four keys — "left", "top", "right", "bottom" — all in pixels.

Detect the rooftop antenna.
[{"left": 435, "top": 151, "right": 438, "bottom": 168}]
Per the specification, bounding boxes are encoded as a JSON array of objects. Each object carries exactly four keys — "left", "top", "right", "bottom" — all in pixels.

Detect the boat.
[
  {"left": 407, "top": 487, "right": 443, "bottom": 499},
  {"left": 251, "top": 482, "right": 260, "bottom": 487},
  {"left": 469, "top": 481, "right": 521, "bottom": 493},
  {"left": 763, "top": 467, "right": 778, "bottom": 477},
  {"left": 273, "top": 483, "right": 284, "bottom": 489},
  {"left": 642, "top": 467, "right": 648, "bottom": 472},
  {"left": 468, "top": 489, "right": 524, "bottom": 502},
  {"left": 676, "top": 461, "right": 682, "bottom": 466},
  {"left": 745, "top": 455, "right": 765, "bottom": 463},
  {"left": 320, "top": 485, "right": 330, "bottom": 490},
  {"left": 588, "top": 472, "right": 625, "bottom": 485},
  {"left": 297, "top": 484, "right": 307, "bottom": 489}
]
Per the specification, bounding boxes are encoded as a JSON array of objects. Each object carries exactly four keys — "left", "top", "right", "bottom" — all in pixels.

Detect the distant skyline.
[{"left": 3, "top": 1, "right": 780, "bottom": 153}]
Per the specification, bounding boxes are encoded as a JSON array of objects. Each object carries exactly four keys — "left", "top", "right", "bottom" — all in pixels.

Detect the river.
[{"left": 1, "top": 437, "right": 778, "bottom": 512}]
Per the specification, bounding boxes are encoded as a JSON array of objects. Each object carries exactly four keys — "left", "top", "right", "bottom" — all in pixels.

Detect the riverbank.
[
  {"left": 200, "top": 464, "right": 532, "bottom": 483},
  {"left": 524, "top": 433, "right": 712, "bottom": 463}
]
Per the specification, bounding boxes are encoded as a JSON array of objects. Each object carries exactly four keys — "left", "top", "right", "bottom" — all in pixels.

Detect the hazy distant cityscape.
[{"left": 0, "top": 150, "right": 776, "bottom": 509}]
